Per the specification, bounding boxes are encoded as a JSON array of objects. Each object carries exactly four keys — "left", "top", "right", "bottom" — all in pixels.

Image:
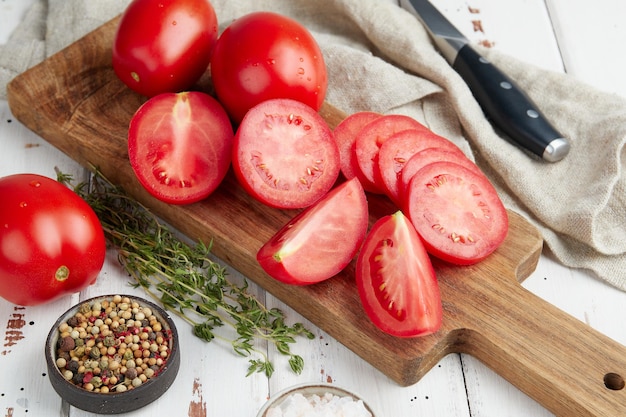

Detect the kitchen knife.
[{"left": 399, "top": 0, "right": 570, "bottom": 162}]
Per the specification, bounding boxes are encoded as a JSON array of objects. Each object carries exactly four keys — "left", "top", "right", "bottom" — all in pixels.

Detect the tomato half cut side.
[
  {"left": 377, "top": 128, "right": 464, "bottom": 204},
  {"left": 356, "top": 211, "right": 442, "bottom": 338},
  {"left": 333, "top": 111, "right": 382, "bottom": 192},
  {"left": 233, "top": 98, "right": 340, "bottom": 209},
  {"left": 128, "top": 91, "right": 234, "bottom": 205},
  {"left": 405, "top": 161, "right": 508, "bottom": 265},
  {"left": 354, "top": 115, "right": 430, "bottom": 194},
  {"left": 257, "top": 178, "right": 369, "bottom": 285},
  {"left": 398, "top": 147, "right": 479, "bottom": 205}
]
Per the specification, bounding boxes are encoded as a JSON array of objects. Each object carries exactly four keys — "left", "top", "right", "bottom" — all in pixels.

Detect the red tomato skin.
[
  {"left": 405, "top": 161, "right": 508, "bottom": 265},
  {"left": 356, "top": 211, "right": 442, "bottom": 338},
  {"left": 398, "top": 147, "right": 479, "bottom": 205},
  {"left": 354, "top": 115, "right": 431, "bottom": 195},
  {"left": 232, "top": 98, "right": 340, "bottom": 209},
  {"left": 378, "top": 129, "right": 466, "bottom": 204},
  {"left": 333, "top": 111, "right": 382, "bottom": 193},
  {"left": 210, "top": 11, "right": 328, "bottom": 123},
  {"left": 112, "top": 0, "right": 218, "bottom": 97},
  {"left": 257, "top": 178, "right": 368, "bottom": 285},
  {"left": 128, "top": 91, "right": 234, "bottom": 205},
  {"left": 0, "top": 174, "right": 106, "bottom": 306}
]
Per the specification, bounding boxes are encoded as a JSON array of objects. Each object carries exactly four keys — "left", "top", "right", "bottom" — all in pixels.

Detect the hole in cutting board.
[{"left": 604, "top": 373, "right": 625, "bottom": 390}]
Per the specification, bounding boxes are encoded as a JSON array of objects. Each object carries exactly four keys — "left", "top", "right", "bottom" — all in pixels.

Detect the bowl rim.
[
  {"left": 45, "top": 293, "right": 180, "bottom": 414},
  {"left": 256, "top": 382, "right": 377, "bottom": 417}
]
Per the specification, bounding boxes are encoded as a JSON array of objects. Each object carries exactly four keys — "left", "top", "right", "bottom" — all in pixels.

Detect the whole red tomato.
[
  {"left": 112, "top": 0, "right": 218, "bottom": 97},
  {"left": 0, "top": 174, "right": 106, "bottom": 306},
  {"left": 210, "top": 11, "right": 328, "bottom": 123}
]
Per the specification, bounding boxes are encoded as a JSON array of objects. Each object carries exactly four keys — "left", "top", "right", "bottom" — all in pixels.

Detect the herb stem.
[{"left": 58, "top": 169, "right": 314, "bottom": 377}]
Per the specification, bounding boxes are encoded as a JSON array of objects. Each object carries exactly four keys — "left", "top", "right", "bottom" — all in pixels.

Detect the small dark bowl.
[{"left": 45, "top": 294, "right": 180, "bottom": 414}]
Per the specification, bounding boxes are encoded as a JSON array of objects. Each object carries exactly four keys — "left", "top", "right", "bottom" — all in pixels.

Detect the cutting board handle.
[{"left": 461, "top": 271, "right": 626, "bottom": 417}]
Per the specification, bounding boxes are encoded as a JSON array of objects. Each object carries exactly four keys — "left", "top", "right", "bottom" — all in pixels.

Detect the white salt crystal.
[{"left": 266, "top": 392, "right": 372, "bottom": 417}]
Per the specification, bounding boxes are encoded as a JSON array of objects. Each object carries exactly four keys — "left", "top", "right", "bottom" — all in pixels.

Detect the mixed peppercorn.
[{"left": 54, "top": 295, "right": 172, "bottom": 393}]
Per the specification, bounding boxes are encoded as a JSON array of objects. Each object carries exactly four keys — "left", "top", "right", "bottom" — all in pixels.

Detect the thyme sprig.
[{"left": 58, "top": 170, "right": 314, "bottom": 377}]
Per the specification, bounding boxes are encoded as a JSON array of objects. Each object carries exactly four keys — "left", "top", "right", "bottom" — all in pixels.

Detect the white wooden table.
[{"left": 1, "top": 1, "right": 625, "bottom": 416}]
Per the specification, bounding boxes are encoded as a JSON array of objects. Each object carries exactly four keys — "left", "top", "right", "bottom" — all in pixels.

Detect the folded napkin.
[{"left": 2, "top": 0, "right": 626, "bottom": 290}]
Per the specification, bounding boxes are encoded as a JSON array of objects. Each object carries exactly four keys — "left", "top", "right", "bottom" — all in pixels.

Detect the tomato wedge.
[
  {"left": 128, "top": 91, "right": 234, "bottom": 204},
  {"left": 257, "top": 178, "right": 368, "bottom": 285},
  {"left": 354, "top": 115, "right": 430, "bottom": 194},
  {"left": 232, "top": 98, "right": 340, "bottom": 209},
  {"left": 356, "top": 211, "right": 442, "bottom": 338},
  {"left": 405, "top": 161, "right": 508, "bottom": 265},
  {"left": 333, "top": 111, "right": 382, "bottom": 192}
]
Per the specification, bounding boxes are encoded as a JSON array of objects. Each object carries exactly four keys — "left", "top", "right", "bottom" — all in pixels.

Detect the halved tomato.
[
  {"left": 405, "top": 161, "right": 508, "bottom": 265},
  {"left": 128, "top": 91, "right": 234, "bottom": 205},
  {"left": 232, "top": 98, "right": 340, "bottom": 209},
  {"left": 356, "top": 211, "right": 442, "bottom": 338},
  {"left": 257, "top": 178, "right": 368, "bottom": 285}
]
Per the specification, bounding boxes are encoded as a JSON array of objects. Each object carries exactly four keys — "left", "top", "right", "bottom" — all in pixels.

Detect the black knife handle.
[{"left": 452, "top": 44, "right": 570, "bottom": 162}]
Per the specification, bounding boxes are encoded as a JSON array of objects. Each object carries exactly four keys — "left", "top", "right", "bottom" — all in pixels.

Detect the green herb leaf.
[{"left": 58, "top": 169, "right": 312, "bottom": 378}]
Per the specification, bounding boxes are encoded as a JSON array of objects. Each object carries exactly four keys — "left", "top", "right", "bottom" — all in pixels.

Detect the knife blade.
[{"left": 399, "top": 0, "right": 570, "bottom": 162}]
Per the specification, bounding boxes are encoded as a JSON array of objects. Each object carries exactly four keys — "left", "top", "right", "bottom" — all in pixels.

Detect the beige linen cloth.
[{"left": 2, "top": 0, "right": 626, "bottom": 290}]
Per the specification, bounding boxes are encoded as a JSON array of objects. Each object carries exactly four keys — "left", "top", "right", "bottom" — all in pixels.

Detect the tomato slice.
[
  {"left": 128, "top": 91, "right": 234, "bottom": 205},
  {"left": 232, "top": 98, "right": 340, "bottom": 209},
  {"left": 257, "top": 178, "right": 368, "bottom": 285},
  {"left": 333, "top": 111, "right": 382, "bottom": 193},
  {"left": 356, "top": 211, "right": 442, "bottom": 338},
  {"left": 354, "top": 115, "right": 430, "bottom": 194},
  {"left": 405, "top": 161, "right": 508, "bottom": 265},
  {"left": 377, "top": 128, "right": 464, "bottom": 203},
  {"left": 398, "top": 147, "right": 478, "bottom": 205}
]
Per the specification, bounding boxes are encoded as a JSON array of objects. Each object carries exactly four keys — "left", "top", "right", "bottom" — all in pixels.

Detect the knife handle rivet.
[
  {"left": 526, "top": 109, "right": 539, "bottom": 119},
  {"left": 500, "top": 81, "right": 513, "bottom": 90}
]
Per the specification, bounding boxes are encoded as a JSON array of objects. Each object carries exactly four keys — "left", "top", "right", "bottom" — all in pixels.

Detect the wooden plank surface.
[{"left": 6, "top": 10, "right": 626, "bottom": 417}]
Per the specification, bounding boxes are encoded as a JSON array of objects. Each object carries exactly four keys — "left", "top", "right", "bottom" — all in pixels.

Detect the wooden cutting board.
[{"left": 7, "top": 16, "right": 626, "bottom": 417}]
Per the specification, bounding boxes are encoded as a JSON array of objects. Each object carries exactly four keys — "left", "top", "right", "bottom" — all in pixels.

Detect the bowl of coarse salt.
[{"left": 256, "top": 383, "right": 376, "bottom": 417}]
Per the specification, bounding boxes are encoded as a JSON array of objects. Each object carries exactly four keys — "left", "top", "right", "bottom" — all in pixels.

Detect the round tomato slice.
[
  {"left": 333, "top": 111, "right": 382, "bottom": 193},
  {"left": 356, "top": 211, "right": 442, "bottom": 338},
  {"left": 210, "top": 11, "right": 328, "bottom": 124},
  {"left": 405, "top": 161, "right": 508, "bottom": 265},
  {"left": 0, "top": 174, "right": 106, "bottom": 306},
  {"left": 257, "top": 178, "right": 368, "bottom": 285},
  {"left": 232, "top": 98, "right": 340, "bottom": 209},
  {"left": 112, "top": 0, "right": 218, "bottom": 97},
  {"left": 128, "top": 91, "right": 234, "bottom": 205},
  {"left": 398, "top": 147, "right": 478, "bottom": 205},
  {"left": 378, "top": 128, "right": 464, "bottom": 203},
  {"left": 354, "top": 115, "right": 430, "bottom": 194}
]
